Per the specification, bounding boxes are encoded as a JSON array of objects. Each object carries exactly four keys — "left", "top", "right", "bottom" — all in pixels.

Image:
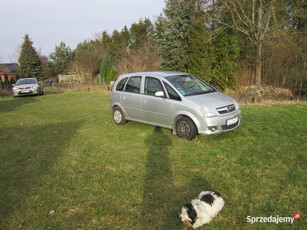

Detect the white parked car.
[
  {"left": 12, "top": 78, "right": 43, "bottom": 97},
  {"left": 110, "top": 71, "right": 242, "bottom": 140}
]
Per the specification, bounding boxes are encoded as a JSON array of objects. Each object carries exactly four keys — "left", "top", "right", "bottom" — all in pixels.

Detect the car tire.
[
  {"left": 112, "top": 106, "right": 127, "bottom": 125},
  {"left": 176, "top": 117, "right": 197, "bottom": 140}
]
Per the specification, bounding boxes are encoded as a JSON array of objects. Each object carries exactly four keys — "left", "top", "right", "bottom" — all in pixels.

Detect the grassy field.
[{"left": 0, "top": 92, "right": 306, "bottom": 230}]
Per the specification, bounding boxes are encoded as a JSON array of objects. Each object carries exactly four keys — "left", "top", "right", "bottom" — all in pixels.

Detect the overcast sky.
[{"left": 0, "top": 0, "right": 165, "bottom": 63}]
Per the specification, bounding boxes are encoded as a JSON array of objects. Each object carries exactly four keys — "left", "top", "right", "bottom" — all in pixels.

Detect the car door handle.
[
  {"left": 123, "top": 96, "right": 127, "bottom": 100},
  {"left": 143, "top": 99, "right": 147, "bottom": 104}
]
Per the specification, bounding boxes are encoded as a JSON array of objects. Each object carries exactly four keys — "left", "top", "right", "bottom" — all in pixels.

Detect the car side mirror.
[
  {"left": 155, "top": 91, "right": 165, "bottom": 97},
  {"left": 12, "top": 84, "right": 15, "bottom": 87}
]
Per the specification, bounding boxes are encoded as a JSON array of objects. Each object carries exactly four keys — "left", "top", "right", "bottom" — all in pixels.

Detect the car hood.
[
  {"left": 187, "top": 92, "right": 235, "bottom": 108},
  {"left": 15, "top": 84, "right": 37, "bottom": 88}
]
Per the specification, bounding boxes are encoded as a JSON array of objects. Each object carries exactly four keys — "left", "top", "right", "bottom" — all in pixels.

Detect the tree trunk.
[{"left": 255, "top": 42, "right": 262, "bottom": 85}]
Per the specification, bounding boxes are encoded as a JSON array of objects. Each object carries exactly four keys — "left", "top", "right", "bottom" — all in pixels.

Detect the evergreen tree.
[
  {"left": 130, "top": 18, "right": 154, "bottom": 51},
  {"left": 121, "top": 26, "right": 130, "bottom": 50},
  {"left": 74, "top": 40, "right": 96, "bottom": 60},
  {"left": 18, "top": 34, "right": 43, "bottom": 78},
  {"left": 154, "top": 14, "right": 166, "bottom": 46},
  {"left": 109, "top": 29, "right": 129, "bottom": 60},
  {"left": 101, "top": 31, "right": 113, "bottom": 54},
  {"left": 158, "top": 0, "right": 192, "bottom": 71},
  {"left": 49, "top": 42, "right": 74, "bottom": 76},
  {"left": 212, "top": 28, "right": 239, "bottom": 90},
  {"left": 158, "top": 0, "right": 240, "bottom": 90},
  {"left": 187, "top": 1, "right": 215, "bottom": 82},
  {"left": 100, "top": 56, "right": 116, "bottom": 84},
  {"left": 188, "top": 19, "right": 215, "bottom": 82}
]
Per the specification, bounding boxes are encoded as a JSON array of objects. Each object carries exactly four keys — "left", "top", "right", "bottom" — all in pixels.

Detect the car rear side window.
[
  {"left": 165, "top": 83, "right": 181, "bottom": 101},
  {"left": 125, "top": 76, "right": 142, "bottom": 93},
  {"left": 116, "top": 78, "right": 128, "bottom": 91}
]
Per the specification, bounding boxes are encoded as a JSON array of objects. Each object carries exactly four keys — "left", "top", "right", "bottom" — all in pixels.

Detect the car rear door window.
[{"left": 125, "top": 76, "right": 142, "bottom": 93}]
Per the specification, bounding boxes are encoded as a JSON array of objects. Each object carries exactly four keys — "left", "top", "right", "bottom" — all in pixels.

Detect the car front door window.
[{"left": 144, "top": 77, "right": 165, "bottom": 96}]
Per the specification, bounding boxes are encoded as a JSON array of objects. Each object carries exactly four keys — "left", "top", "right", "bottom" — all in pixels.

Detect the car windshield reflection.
[
  {"left": 166, "top": 75, "right": 216, "bottom": 96},
  {"left": 16, "top": 79, "right": 37, "bottom": 85}
]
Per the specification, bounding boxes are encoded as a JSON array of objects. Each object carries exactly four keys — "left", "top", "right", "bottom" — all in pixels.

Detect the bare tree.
[
  {"left": 205, "top": 0, "right": 278, "bottom": 85},
  {"left": 70, "top": 50, "right": 101, "bottom": 83},
  {"left": 115, "top": 41, "right": 160, "bottom": 75}
]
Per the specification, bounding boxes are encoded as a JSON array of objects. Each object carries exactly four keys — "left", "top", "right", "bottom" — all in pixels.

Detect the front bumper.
[
  {"left": 13, "top": 89, "right": 40, "bottom": 96},
  {"left": 198, "top": 109, "right": 242, "bottom": 135}
]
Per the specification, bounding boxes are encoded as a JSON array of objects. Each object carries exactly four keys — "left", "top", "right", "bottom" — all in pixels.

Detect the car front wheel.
[
  {"left": 112, "top": 106, "right": 127, "bottom": 125},
  {"left": 176, "top": 117, "right": 197, "bottom": 140}
]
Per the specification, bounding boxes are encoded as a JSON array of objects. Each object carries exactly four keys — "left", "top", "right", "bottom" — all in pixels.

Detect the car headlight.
[
  {"left": 32, "top": 85, "right": 38, "bottom": 89},
  {"left": 199, "top": 106, "right": 218, "bottom": 118}
]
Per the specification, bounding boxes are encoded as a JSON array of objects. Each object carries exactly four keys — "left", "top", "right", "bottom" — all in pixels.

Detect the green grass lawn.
[{"left": 0, "top": 92, "right": 306, "bottom": 229}]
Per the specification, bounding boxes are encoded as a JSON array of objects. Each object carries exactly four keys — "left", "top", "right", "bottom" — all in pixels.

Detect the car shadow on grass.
[
  {"left": 142, "top": 127, "right": 211, "bottom": 229},
  {"left": 0, "top": 96, "right": 38, "bottom": 114},
  {"left": 0, "top": 120, "right": 84, "bottom": 229}
]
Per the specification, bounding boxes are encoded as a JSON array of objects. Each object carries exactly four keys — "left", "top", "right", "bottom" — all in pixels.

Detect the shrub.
[{"left": 225, "top": 86, "right": 294, "bottom": 103}]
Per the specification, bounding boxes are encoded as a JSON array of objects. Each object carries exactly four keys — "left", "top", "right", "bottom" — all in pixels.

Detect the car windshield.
[
  {"left": 166, "top": 75, "right": 216, "bottom": 96},
  {"left": 16, "top": 78, "right": 37, "bottom": 85}
]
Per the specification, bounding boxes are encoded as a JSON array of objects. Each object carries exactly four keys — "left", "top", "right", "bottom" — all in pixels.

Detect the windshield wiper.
[{"left": 187, "top": 91, "right": 214, "bottom": 96}]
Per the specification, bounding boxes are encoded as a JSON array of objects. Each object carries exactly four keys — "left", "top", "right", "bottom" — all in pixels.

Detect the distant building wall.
[{"left": 58, "top": 74, "right": 78, "bottom": 83}]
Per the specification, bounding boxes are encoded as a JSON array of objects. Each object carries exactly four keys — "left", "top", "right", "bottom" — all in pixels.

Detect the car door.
[
  {"left": 141, "top": 76, "right": 170, "bottom": 126},
  {"left": 121, "top": 76, "right": 142, "bottom": 120}
]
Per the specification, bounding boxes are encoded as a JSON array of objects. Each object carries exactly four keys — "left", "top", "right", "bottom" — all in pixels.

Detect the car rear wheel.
[
  {"left": 112, "top": 106, "right": 127, "bottom": 125},
  {"left": 176, "top": 117, "right": 197, "bottom": 140}
]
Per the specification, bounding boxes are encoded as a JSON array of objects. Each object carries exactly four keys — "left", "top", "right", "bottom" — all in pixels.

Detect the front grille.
[
  {"left": 18, "top": 90, "right": 33, "bottom": 95},
  {"left": 222, "top": 121, "right": 239, "bottom": 130},
  {"left": 18, "top": 87, "right": 31, "bottom": 90},
  {"left": 216, "top": 104, "right": 236, "bottom": 114}
]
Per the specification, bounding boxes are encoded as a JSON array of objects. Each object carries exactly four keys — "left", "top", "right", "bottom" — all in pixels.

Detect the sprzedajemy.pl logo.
[{"left": 247, "top": 213, "right": 301, "bottom": 224}]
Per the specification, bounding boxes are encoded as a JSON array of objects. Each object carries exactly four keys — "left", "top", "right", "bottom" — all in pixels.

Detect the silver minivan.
[{"left": 110, "top": 71, "right": 241, "bottom": 140}]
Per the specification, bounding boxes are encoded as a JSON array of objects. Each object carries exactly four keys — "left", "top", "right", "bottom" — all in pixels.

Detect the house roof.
[{"left": 0, "top": 63, "right": 19, "bottom": 72}]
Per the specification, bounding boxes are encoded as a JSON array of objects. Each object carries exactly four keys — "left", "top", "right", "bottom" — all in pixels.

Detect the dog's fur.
[{"left": 179, "top": 191, "right": 225, "bottom": 229}]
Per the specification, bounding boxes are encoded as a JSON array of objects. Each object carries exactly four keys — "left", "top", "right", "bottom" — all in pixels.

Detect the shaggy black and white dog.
[{"left": 179, "top": 191, "right": 225, "bottom": 229}]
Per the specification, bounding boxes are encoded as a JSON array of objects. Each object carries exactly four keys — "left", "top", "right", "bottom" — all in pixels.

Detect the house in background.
[
  {"left": 0, "top": 63, "right": 18, "bottom": 73},
  {"left": 0, "top": 63, "right": 18, "bottom": 89}
]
